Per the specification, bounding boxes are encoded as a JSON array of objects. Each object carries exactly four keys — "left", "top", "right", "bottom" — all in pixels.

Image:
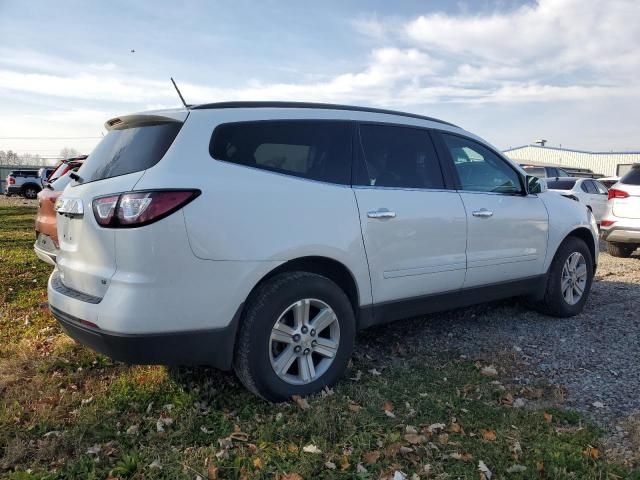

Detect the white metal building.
[{"left": 503, "top": 145, "right": 640, "bottom": 177}]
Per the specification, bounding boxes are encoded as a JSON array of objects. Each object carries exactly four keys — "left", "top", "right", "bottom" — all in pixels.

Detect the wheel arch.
[{"left": 561, "top": 227, "right": 597, "bottom": 273}]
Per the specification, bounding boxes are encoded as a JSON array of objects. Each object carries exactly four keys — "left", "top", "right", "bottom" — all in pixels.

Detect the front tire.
[
  {"left": 23, "top": 186, "right": 40, "bottom": 199},
  {"left": 534, "top": 237, "right": 593, "bottom": 317},
  {"left": 234, "top": 272, "right": 355, "bottom": 401},
  {"left": 607, "top": 242, "right": 636, "bottom": 258}
]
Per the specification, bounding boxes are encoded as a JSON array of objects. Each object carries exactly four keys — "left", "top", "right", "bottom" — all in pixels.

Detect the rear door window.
[
  {"left": 355, "top": 124, "right": 444, "bottom": 189},
  {"left": 547, "top": 179, "right": 577, "bottom": 190},
  {"left": 77, "top": 122, "right": 182, "bottom": 184},
  {"left": 210, "top": 120, "right": 352, "bottom": 185}
]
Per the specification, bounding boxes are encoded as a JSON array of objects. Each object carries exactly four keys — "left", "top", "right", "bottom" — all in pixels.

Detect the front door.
[
  {"left": 353, "top": 124, "right": 467, "bottom": 304},
  {"left": 436, "top": 132, "right": 549, "bottom": 288}
]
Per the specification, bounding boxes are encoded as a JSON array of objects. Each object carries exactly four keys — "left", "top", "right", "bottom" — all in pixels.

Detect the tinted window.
[
  {"left": 580, "top": 181, "right": 590, "bottom": 193},
  {"left": 620, "top": 165, "right": 640, "bottom": 185},
  {"left": 78, "top": 122, "right": 182, "bottom": 184},
  {"left": 547, "top": 168, "right": 559, "bottom": 177},
  {"left": 442, "top": 134, "right": 522, "bottom": 194},
  {"left": 211, "top": 121, "right": 351, "bottom": 184},
  {"left": 593, "top": 181, "right": 608, "bottom": 194},
  {"left": 355, "top": 124, "right": 444, "bottom": 189},
  {"left": 557, "top": 168, "right": 570, "bottom": 177},
  {"left": 547, "top": 179, "right": 577, "bottom": 190},
  {"left": 585, "top": 180, "right": 599, "bottom": 194},
  {"left": 522, "top": 166, "right": 546, "bottom": 177}
]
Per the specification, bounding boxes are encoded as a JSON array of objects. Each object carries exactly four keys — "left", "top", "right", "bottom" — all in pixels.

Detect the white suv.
[
  {"left": 601, "top": 164, "right": 640, "bottom": 257},
  {"left": 49, "top": 102, "right": 599, "bottom": 400}
]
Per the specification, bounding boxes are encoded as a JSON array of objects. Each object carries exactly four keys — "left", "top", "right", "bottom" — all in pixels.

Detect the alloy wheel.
[
  {"left": 268, "top": 298, "right": 340, "bottom": 385},
  {"left": 561, "top": 252, "right": 588, "bottom": 305}
]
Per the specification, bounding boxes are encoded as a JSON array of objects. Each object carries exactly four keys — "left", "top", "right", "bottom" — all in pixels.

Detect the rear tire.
[
  {"left": 534, "top": 237, "right": 593, "bottom": 317},
  {"left": 22, "top": 185, "right": 40, "bottom": 199},
  {"left": 234, "top": 272, "right": 355, "bottom": 401},
  {"left": 607, "top": 242, "right": 636, "bottom": 258}
]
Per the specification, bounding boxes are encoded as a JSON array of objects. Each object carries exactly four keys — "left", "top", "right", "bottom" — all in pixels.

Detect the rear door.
[
  {"left": 434, "top": 131, "right": 548, "bottom": 288},
  {"left": 56, "top": 114, "right": 186, "bottom": 298},
  {"left": 353, "top": 124, "right": 467, "bottom": 304},
  {"left": 586, "top": 180, "right": 608, "bottom": 220}
]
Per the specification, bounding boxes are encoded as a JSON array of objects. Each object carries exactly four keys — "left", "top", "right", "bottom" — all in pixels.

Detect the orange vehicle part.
[{"left": 35, "top": 188, "right": 62, "bottom": 246}]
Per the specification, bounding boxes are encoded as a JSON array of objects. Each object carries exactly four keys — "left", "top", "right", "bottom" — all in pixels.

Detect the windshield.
[{"left": 76, "top": 122, "right": 182, "bottom": 184}]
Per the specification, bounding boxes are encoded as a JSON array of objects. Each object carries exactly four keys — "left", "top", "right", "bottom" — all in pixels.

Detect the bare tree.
[{"left": 59, "top": 147, "right": 80, "bottom": 160}]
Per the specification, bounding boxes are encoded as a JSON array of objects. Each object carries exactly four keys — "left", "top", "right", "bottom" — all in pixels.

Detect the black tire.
[
  {"left": 22, "top": 185, "right": 40, "bottom": 199},
  {"left": 234, "top": 272, "right": 355, "bottom": 401},
  {"left": 534, "top": 236, "right": 594, "bottom": 317},
  {"left": 607, "top": 242, "right": 636, "bottom": 258}
]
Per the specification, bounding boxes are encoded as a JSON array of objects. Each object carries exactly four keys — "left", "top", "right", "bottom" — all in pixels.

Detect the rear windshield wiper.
[{"left": 69, "top": 172, "right": 83, "bottom": 184}]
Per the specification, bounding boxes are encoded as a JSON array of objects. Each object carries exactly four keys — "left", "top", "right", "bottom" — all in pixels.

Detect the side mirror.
[{"left": 526, "top": 175, "right": 547, "bottom": 194}]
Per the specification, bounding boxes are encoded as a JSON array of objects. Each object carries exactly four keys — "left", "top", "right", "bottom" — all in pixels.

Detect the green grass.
[{"left": 0, "top": 202, "right": 637, "bottom": 479}]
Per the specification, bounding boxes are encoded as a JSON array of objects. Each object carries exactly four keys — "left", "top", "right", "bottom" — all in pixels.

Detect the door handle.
[
  {"left": 367, "top": 208, "right": 396, "bottom": 219},
  {"left": 472, "top": 208, "right": 493, "bottom": 218}
]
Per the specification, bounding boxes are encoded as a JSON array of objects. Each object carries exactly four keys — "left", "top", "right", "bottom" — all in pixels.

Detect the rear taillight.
[
  {"left": 601, "top": 219, "right": 616, "bottom": 227},
  {"left": 608, "top": 188, "right": 629, "bottom": 200},
  {"left": 8, "top": 176, "right": 15, "bottom": 185},
  {"left": 92, "top": 190, "right": 200, "bottom": 228}
]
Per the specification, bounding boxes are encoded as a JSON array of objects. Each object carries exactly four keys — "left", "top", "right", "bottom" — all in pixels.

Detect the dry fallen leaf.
[
  {"left": 383, "top": 400, "right": 394, "bottom": 412},
  {"left": 583, "top": 446, "right": 600, "bottom": 459},
  {"left": 207, "top": 465, "right": 218, "bottom": 480},
  {"left": 348, "top": 402, "right": 362, "bottom": 413},
  {"left": 281, "top": 474, "right": 303, "bottom": 480},
  {"left": 362, "top": 450, "right": 381, "bottom": 464},
  {"left": 356, "top": 463, "right": 367, "bottom": 474},
  {"left": 450, "top": 452, "right": 474, "bottom": 462},
  {"left": 340, "top": 455, "right": 351, "bottom": 471},
  {"left": 478, "top": 460, "right": 492, "bottom": 480},
  {"left": 252, "top": 457, "right": 263, "bottom": 469},
  {"left": 438, "top": 433, "right": 449, "bottom": 445},
  {"left": 480, "top": 365, "right": 498, "bottom": 377},
  {"left": 302, "top": 444, "right": 322, "bottom": 454},
  {"left": 448, "top": 422, "right": 463, "bottom": 434},
  {"left": 536, "top": 460, "right": 545, "bottom": 473},
  {"left": 427, "top": 422, "right": 446, "bottom": 433},
  {"left": 404, "top": 433, "right": 426, "bottom": 445},
  {"left": 510, "top": 440, "right": 523, "bottom": 460},
  {"left": 292, "top": 395, "right": 310, "bottom": 410},
  {"left": 543, "top": 412, "right": 553, "bottom": 423},
  {"left": 480, "top": 429, "right": 497, "bottom": 441},
  {"left": 324, "top": 461, "right": 336, "bottom": 470}
]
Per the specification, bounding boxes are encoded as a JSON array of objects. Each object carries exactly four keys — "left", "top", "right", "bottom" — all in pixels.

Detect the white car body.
[
  {"left": 601, "top": 166, "right": 640, "bottom": 251},
  {"left": 47, "top": 102, "right": 599, "bottom": 398},
  {"left": 547, "top": 177, "right": 609, "bottom": 222}
]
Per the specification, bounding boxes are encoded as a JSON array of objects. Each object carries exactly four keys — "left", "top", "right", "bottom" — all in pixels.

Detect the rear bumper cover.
[
  {"left": 34, "top": 234, "right": 58, "bottom": 265},
  {"left": 50, "top": 304, "right": 240, "bottom": 369},
  {"left": 601, "top": 225, "right": 640, "bottom": 243}
]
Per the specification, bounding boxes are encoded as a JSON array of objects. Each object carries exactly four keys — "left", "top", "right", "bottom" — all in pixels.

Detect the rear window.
[
  {"left": 547, "top": 179, "right": 577, "bottom": 190},
  {"left": 620, "top": 164, "right": 640, "bottom": 185},
  {"left": 77, "top": 122, "right": 182, "bottom": 183},
  {"left": 523, "top": 166, "right": 546, "bottom": 177},
  {"left": 210, "top": 120, "right": 352, "bottom": 184}
]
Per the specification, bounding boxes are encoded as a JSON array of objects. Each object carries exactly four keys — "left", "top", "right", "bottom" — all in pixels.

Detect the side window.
[
  {"left": 594, "top": 181, "right": 608, "bottom": 194},
  {"left": 585, "top": 180, "right": 599, "bottom": 194},
  {"left": 548, "top": 168, "right": 558, "bottom": 177},
  {"left": 557, "top": 168, "right": 570, "bottom": 177},
  {"left": 210, "top": 121, "right": 351, "bottom": 184},
  {"left": 441, "top": 133, "right": 523, "bottom": 194},
  {"left": 356, "top": 124, "right": 444, "bottom": 189},
  {"left": 580, "top": 181, "right": 590, "bottom": 193}
]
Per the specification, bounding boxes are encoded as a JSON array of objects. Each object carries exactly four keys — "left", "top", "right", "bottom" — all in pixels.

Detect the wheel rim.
[
  {"left": 561, "top": 252, "right": 588, "bottom": 305},
  {"left": 268, "top": 298, "right": 340, "bottom": 385},
  {"left": 26, "top": 189, "right": 36, "bottom": 198}
]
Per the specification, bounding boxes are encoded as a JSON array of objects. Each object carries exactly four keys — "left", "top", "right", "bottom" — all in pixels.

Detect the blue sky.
[{"left": 1, "top": 0, "right": 639, "bottom": 159}]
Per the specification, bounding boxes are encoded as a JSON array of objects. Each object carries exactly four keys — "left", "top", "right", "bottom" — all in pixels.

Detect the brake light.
[
  {"left": 608, "top": 188, "right": 629, "bottom": 200},
  {"left": 8, "top": 176, "right": 15, "bottom": 185},
  {"left": 92, "top": 190, "right": 200, "bottom": 228},
  {"left": 601, "top": 219, "right": 616, "bottom": 227}
]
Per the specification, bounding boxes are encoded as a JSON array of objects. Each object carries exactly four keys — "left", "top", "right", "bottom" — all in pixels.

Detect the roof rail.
[{"left": 191, "top": 101, "right": 458, "bottom": 127}]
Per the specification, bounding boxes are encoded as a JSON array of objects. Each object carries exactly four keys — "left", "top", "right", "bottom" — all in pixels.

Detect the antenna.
[{"left": 171, "top": 77, "right": 189, "bottom": 109}]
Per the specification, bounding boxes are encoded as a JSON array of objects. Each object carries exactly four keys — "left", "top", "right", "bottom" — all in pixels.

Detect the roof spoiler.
[{"left": 104, "top": 113, "right": 186, "bottom": 131}]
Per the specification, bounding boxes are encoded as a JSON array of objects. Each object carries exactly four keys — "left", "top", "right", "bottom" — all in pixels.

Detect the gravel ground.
[{"left": 356, "top": 241, "right": 640, "bottom": 463}]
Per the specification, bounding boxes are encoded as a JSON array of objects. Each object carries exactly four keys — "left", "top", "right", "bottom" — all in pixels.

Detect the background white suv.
[
  {"left": 48, "top": 102, "right": 599, "bottom": 400},
  {"left": 601, "top": 164, "right": 640, "bottom": 257}
]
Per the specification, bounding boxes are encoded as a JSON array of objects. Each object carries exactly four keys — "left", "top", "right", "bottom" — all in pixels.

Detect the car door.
[
  {"left": 353, "top": 123, "right": 467, "bottom": 305},
  {"left": 434, "top": 131, "right": 549, "bottom": 288},
  {"left": 590, "top": 180, "right": 609, "bottom": 220}
]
